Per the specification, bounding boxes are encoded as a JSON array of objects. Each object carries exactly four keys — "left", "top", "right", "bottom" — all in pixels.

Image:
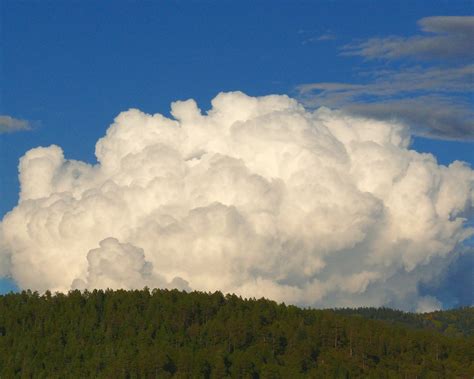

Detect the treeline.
[
  {"left": 334, "top": 306, "right": 474, "bottom": 338},
  {"left": 0, "top": 289, "right": 472, "bottom": 378}
]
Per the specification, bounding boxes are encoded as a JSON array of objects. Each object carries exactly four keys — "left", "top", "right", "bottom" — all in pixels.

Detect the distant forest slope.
[
  {"left": 0, "top": 289, "right": 472, "bottom": 378},
  {"left": 334, "top": 307, "right": 474, "bottom": 338}
]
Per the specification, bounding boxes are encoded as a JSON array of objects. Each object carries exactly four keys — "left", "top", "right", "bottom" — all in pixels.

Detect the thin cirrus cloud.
[
  {"left": 297, "top": 16, "right": 474, "bottom": 141},
  {"left": 316, "top": 33, "right": 336, "bottom": 41},
  {"left": 0, "top": 115, "right": 31, "bottom": 134},
  {"left": 299, "top": 29, "right": 337, "bottom": 45},
  {"left": 342, "top": 16, "right": 474, "bottom": 60}
]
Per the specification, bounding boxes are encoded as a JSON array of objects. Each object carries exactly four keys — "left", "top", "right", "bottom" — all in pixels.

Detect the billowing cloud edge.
[{"left": 0, "top": 91, "right": 472, "bottom": 311}]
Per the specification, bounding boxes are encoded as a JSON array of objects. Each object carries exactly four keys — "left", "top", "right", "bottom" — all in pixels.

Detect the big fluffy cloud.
[{"left": 1, "top": 92, "right": 472, "bottom": 311}]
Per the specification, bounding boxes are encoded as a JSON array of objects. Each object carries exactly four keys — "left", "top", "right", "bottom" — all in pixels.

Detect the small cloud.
[
  {"left": 343, "top": 16, "right": 474, "bottom": 60},
  {"left": 0, "top": 115, "right": 31, "bottom": 134},
  {"left": 316, "top": 33, "right": 336, "bottom": 41},
  {"left": 416, "top": 296, "right": 442, "bottom": 313},
  {"left": 300, "top": 29, "right": 336, "bottom": 45}
]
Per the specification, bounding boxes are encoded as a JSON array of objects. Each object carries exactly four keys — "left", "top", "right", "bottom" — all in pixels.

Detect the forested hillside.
[
  {"left": 335, "top": 306, "right": 474, "bottom": 337},
  {"left": 0, "top": 289, "right": 472, "bottom": 378}
]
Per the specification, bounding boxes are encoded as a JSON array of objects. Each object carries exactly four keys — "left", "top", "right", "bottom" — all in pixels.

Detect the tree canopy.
[{"left": 0, "top": 289, "right": 472, "bottom": 378}]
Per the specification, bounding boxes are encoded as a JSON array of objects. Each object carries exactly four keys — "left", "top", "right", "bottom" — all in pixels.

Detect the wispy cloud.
[
  {"left": 343, "top": 16, "right": 474, "bottom": 60},
  {"left": 300, "top": 29, "right": 337, "bottom": 45},
  {"left": 316, "top": 33, "right": 336, "bottom": 41},
  {"left": 0, "top": 115, "right": 31, "bottom": 134},
  {"left": 343, "top": 96, "right": 473, "bottom": 140},
  {"left": 297, "top": 17, "right": 474, "bottom": 140},
  {"left": 299, "top": 65, "right": 474, "bottom": 98}
]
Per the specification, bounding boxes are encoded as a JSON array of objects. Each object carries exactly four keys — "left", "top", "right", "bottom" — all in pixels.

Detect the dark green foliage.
[
  {"left": 335, "top": 306, "right": 474, "bottom": 337},
  {"left": 0, "top": 289, "right": 472, "bottom": 378}
]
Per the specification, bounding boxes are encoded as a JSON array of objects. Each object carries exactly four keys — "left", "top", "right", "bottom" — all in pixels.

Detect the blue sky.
[{"left": 1, "top": 1, "right": 472, "bottom": 300}]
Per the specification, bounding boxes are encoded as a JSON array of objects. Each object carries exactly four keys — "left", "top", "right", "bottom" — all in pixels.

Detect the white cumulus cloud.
[{"left": 0, "top": 92, "right": 472, "bottom": 311}]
